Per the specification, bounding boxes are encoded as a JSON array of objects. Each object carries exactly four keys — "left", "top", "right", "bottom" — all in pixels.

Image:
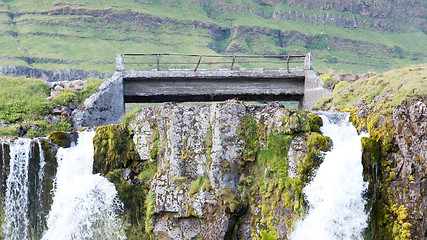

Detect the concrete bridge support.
[
  {"left": 73, "top": 72, "right": 125, "bottom": 128},
  {"left": 302, "top": 53, "right": 331, "bottom": 111}
]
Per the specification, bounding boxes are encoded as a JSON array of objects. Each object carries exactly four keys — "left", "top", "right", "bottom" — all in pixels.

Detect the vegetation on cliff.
[{"left": 92, "top": 124, "right": 152, "bottom": 239}]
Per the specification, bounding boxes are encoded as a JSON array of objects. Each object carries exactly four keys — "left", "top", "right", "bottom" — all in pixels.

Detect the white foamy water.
[
  {"left": 2, "top": 138, "right": 32, "bottom": 240},
  {"left": 42, "top": 131, "right": 126, "bottom": 240},
  {"left": 290, "top": 113, "right": 368, "bottom": 240}
]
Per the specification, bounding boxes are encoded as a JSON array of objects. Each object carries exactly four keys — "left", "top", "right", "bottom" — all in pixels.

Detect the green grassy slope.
[
  {"left": 315, "top": 64, "right": 427, "bottom": 111},
  {"left": 0, "top": 0, "right": 426, "bottom": 76}
]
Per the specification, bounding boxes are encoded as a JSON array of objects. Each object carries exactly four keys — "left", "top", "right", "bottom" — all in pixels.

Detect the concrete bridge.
[{"left": 73, "top": 53, "right": 330, "bottom": 127}]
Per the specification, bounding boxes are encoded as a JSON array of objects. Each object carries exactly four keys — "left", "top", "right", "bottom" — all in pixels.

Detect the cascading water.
[
  {"left": 0, "top": 132, "right": 126, "bottom": 240},
  {"left": 2, "top": 138, "right": 32, "bottom": 240},
  {"left": 290, "top": 113, "right": 368, "bottom": 240},
  {"left": 42, "top": 131, "right": 126, "bottom": 240}
]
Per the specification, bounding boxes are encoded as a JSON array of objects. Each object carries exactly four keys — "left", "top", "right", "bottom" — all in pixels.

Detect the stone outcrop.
[
  {"left": 351, "top": 98, "right": 426, "bottom": 239},
  {"left": 93, "top": 100, "right": 331, "bottom": 239},
  {"left": 390, "top": 101, "right": 427, "bottom": 238}
]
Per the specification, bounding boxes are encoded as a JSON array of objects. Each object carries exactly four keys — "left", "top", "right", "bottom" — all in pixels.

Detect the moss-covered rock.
[
  {"left": 93, "top": 124, "right": 140, "bottom": 175},
  {"left": 361, "top": 137, "right": 380, "bottom": 183},
  {"left": 96, "top": 101, "right": 336, "bottom": 239},
  {"left": 238, "top": 114, "right": 260, "bottom": 162},
  {"left": 47, "top": 131, "right": 71, "bottom": 148}
]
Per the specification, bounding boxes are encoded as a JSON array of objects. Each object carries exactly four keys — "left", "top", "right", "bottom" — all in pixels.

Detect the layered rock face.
[
  {"left": 94, "top": 100, "right": 331, "bottom": 239},
  {"left": 390, "top": 102, "right": 426, "bottom": 238},
  {"left": 352, "top": 99, "right": 426, "bottom": 239}
]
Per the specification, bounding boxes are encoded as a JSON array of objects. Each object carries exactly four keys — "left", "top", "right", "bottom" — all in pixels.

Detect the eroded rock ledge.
[{"left": 93, "top": 100, "right": 331, "bottom": 239}]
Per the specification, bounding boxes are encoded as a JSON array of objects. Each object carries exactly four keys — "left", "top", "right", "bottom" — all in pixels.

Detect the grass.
[
  {"left": 0, "top": 76, "right": 51, "bottom": 123},
  {"left": 314, "top": 63, "right": 427, "bottom": 111},
  {"left": 0, "top": 76, "right": 103, "bottom": 137},
  {"left": 0, "top": 0, "right": 424, "bottom": 76}
]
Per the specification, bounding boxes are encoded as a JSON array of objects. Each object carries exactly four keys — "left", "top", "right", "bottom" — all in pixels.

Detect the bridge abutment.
[{"left": 73, "top": 72, "right": 125, "bottom": 128}]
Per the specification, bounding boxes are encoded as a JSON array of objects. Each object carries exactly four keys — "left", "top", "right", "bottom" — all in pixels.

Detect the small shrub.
[{"left": 53, "top": 89, "right": 78, "bottom": 106}]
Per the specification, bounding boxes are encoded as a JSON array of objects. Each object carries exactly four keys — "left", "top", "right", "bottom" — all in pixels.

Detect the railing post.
[
  {"left": 194, "top": 55, "right": 202, "bottom": 72},
  {"left": 157, "top": 54, "right": 160, "bottom": 71},
  {"left": 230, "top": 55, "right": 236, "bottom": 70},
  {"left": 116, "top": 53, "right": 124, "bottom": 72},
  {"left": 304, "top": 52, "right": 313, "bottom": 70},
  {"left": 286, "top": 54, "right": 290, "bottom": 73}
]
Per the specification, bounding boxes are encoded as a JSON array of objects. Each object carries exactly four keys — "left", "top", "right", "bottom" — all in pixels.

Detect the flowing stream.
[
  {"left": 0, "top": 132, "right": 126, "bottom": 240},
  {"left": 290, "top": 113, "right": 368, "bottom": 239}
]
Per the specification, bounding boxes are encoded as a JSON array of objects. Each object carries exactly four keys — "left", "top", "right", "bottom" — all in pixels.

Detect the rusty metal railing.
[{"left": 117, "top": 53, "right": 306, "bottom": 73}]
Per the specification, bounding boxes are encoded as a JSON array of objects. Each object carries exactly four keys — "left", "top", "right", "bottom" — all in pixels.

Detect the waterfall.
[
  {"left": 290, "top": 113, "right": 368, "bottom": 240},
  {"left": 2, "top": 138, "right": 32, "bottom": 240},
  {"left": 0, "top": 132, "right": 126, "bottom": 240},
  {"left": 42, "top": 131, "right": 126, "bottom": 240}
]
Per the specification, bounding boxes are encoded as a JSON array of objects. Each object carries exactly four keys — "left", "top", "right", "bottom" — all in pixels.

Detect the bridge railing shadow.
[{"left": 120, "top": 53, "right": 305, "bottom": 73}]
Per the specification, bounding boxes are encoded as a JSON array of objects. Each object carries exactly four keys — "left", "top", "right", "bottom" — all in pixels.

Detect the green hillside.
[{"left": 0, "top": 0, "right": 426, "bottom": 77}]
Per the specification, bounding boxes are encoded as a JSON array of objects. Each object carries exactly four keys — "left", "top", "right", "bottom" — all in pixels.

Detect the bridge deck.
[{"left": 123, "top": 68, "right": 305, "bottom": 103}]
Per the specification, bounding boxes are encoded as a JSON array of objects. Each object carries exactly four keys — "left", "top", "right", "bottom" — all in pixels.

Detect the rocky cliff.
[
  {"left": 92, "top": 100, "right": 331, "bottom": 239},
  {"left": 315, "top": 65, "right": 426, "bottom": 239},
  {"left": 351, "top": 99, "right": 426, "bottom": 240}
]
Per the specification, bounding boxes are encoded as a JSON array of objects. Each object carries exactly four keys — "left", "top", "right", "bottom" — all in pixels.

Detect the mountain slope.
[{"left": 0, "top": 0, "right": 426, "bottom": 78}]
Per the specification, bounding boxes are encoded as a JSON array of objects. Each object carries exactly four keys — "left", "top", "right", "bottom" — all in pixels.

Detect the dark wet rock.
[
  {"left": 123, "top": 168, "right": 139, "bottom": 185},
  {"left": 16, "top": 125, "right": 28, "bottom": 137}
]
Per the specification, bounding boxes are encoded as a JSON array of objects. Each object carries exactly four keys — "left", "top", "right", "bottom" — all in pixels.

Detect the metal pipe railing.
[{"left": 117, "top": 53, "right": 306, "bottom": 73}]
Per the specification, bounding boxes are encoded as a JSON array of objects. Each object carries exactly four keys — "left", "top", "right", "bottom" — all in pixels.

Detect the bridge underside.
[{"left": 123, "top": 75, "right": 305, "bottom": 103}]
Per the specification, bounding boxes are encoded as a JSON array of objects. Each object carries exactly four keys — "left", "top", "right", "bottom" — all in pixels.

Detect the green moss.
[
  {"left": 105, "top": 169, "right": 124, "bottom": 184},
  {"left": 92, "top": 124, "right": 140, "bottom": 175},
  {"left": 258, "top": 133, "right": 293, "bottom": 183},
  {"left": 47, "top": 131, "right": 71, "bottom": 148},
  {"left": 219, "top": 187, "right": 242, "bottom": 213},
  {"left": 138, "top": 161, "right": 157, "bottom": 184},
  {"left": 205, "top": 125, "right": 212, "bottom": 171},
  {"left": 149, "top": 147, "right": 158, "bottom": 160},
  {"left": 391, "top": 205, "right": 412, "bottom": 240},
  {"left": 308, "top": 114, "right": 323, "bottom": 133},
  {"left": 296, "top": 132, "right": 331, "bottom": 183},
  {"left": 260, "top": 229, "right": 278, "bottom": 240},
  {"left": 361, "top": 137, "right": 380, "bottom": 184},
  {"left": 297, "top": 114, "right": 311, "bottom": 133},
  {"left": 188, "top": 175, "right": 210, "bottom": 196},
  {"left": 238, "top": 114, "right": 260, "bottom": 162},
  {"left": 118, "top": 183, "right": 148, "bottom": 225},
  {"left": 145, "top": 191, "right": 156, "bottom": 235}
]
